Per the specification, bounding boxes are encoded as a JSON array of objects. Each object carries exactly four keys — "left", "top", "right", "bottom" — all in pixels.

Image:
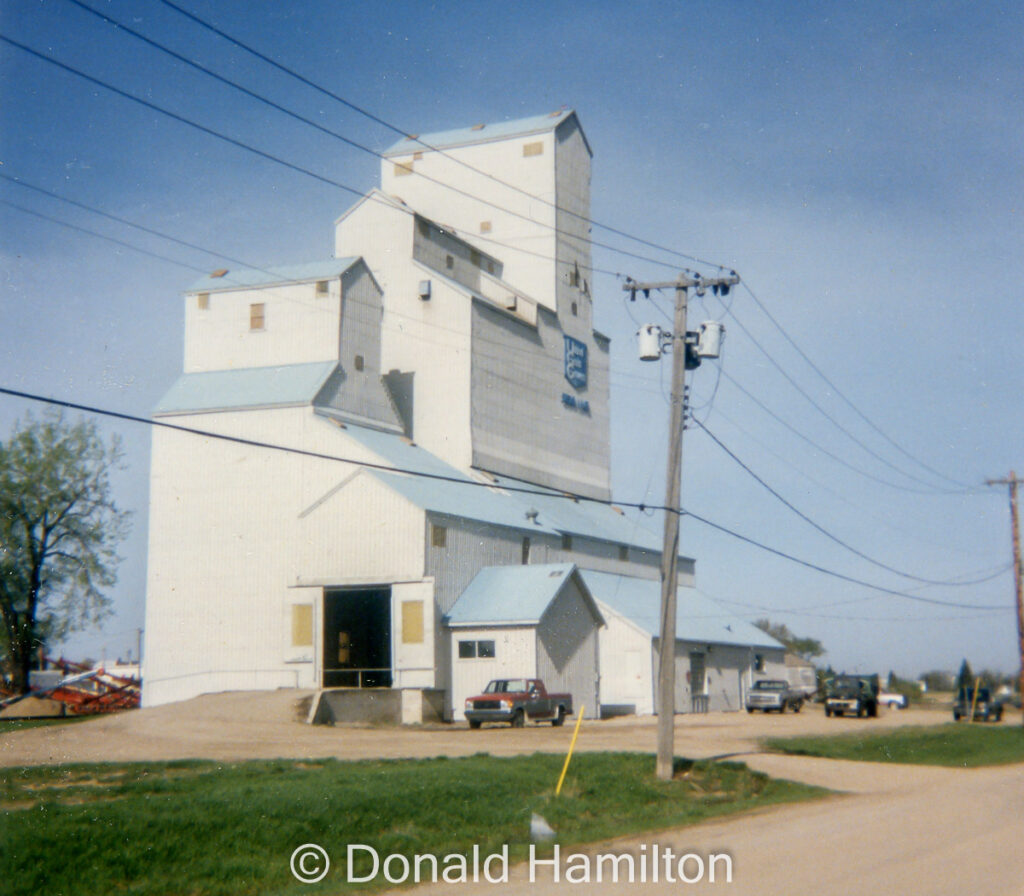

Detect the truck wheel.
[
  {"left": 552, "top": 707, "right": 566, "bottom": 727},
  {"left": 825, "top": 707, "right": 831, "bottom": 717},
  {"left": 747, "top": 707, "right": 754, "bottom": 714},
  {"left": 511, "top": 709, "right": 525, "bottom": 728},
  {"left": 469, "top": 719, "right": 481, "bottom": 729}
]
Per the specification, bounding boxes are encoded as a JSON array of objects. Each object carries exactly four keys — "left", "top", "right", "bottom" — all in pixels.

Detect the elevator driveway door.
[{"left": 323, "top": 587, "right": 392, "bottom": 688}]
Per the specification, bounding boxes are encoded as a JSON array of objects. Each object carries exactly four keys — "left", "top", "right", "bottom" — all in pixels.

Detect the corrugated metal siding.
[
  {"left": 530, "top": 535, "right": 664, "bottom": 581},
  {"left": 554, "top": 116, "right": 593, "bottom": 333},
  {"left": 470, "top": 301, "right": 611, "bottom": 500},
  {"left": 702, "top": 644, "right": 748, "bottom": 712},
  {"left": 425, "top": 517, "right": 522, "bottom": 716},
  {"left": 313, "top": 262, "right": 404, "bottom": 431},
  {"left": 535, "top": 578, "right": 600, "bottom": 719}
]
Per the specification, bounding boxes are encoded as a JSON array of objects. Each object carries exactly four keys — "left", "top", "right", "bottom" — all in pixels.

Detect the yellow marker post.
[
  {"left": 969, "top": 676, "right": 981, "bottom": 724},
  {"left": 555, "top": 705, "right": 584, "bottom": 796}
]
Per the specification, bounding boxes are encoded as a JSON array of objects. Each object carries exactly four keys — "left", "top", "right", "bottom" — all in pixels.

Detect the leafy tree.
[
  {"left": 0, "top": 412, "right": 130, "bottom": 693},
  {"left": 753, "top": 619, "right": 825, "bottom": 661}
]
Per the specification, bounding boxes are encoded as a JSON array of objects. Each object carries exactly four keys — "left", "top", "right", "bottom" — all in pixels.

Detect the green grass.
[
  {"left": 766, "top": 722, "right": 1024, "bottom": 768},
  {"left": 0, "top": 715, "right": 93, "bottom": 733},
  {"left": 0, "top": 752, "right": 823, "bottom": 895}
]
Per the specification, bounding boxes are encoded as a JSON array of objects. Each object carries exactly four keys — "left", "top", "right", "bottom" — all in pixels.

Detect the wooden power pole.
[
  {"left": 986, "top": 472, "right": 1023, "bottom": 725},
  {"left": 625, "top": 272, "right": 739, "bottom": 780}
]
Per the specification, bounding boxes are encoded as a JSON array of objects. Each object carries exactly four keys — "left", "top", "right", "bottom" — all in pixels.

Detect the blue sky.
[{"left": 1, "top": 0, "right": 1021, "bottom": 677}]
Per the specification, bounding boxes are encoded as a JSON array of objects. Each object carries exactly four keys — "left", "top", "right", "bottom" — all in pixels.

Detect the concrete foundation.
[{"left": 309, "top": 688, "right": 446, "bottom": 725}]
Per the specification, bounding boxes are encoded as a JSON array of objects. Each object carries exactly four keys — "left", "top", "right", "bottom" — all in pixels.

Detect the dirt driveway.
[
  {"left": 3, "top": 692, "right": 1022, "bottom": 895},
  {"left": 0, "top": 688, "right": 964, "bottom": 767}
]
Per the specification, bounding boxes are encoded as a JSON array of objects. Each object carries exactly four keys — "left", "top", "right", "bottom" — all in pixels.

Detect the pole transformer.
[{"left": 625, "top": 271, "right": 739, "bottom": 780}]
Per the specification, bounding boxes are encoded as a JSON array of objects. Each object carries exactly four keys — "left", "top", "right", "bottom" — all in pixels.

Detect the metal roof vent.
[{"left": 525, "top": 508, "right": 540, "bottom": 524}]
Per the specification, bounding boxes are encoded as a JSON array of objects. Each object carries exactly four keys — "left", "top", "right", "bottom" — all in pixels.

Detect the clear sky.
[{"left": 1, "top": 0, "right": 1021, "bottom": 678}]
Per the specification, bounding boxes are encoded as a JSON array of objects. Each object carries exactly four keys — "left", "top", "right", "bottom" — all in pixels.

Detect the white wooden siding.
[
  {"left": 450, "top": 626, "right": 535, "bottom": 721},
  {"left": 184, "top": 278, "right": 342, "bottom": 373}
]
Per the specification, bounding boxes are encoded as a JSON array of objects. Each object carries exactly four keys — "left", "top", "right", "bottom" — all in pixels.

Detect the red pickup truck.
[{"left": 464, "top": 678, "right": 573, "bottom": 728}]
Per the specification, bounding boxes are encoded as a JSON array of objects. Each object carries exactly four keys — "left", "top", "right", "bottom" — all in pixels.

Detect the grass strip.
[
  {"left": 1, "top": 751, "right": 823, "bottom": 895},
  {"left": 0, "top": 715, "right": 93, "bottom": 733},
  {"left": 765, "top": 722, "right": 1024, "bottom": 768}
]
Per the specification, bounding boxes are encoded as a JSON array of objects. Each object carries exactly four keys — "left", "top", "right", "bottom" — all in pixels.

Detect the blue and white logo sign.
[{"left": 563, "top": 336, "right": 588, "bottom": 389}]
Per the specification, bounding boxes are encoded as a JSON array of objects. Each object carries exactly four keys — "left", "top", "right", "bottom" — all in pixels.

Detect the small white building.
[
  {"left": 584, "top": 571, "right": 786, "bottom": 716},
  {"left": 446, "top": 563, "right": 604, "bottom": 720},
  {"left": 142, "top": 110, "right": 783, "bottom": 718}
]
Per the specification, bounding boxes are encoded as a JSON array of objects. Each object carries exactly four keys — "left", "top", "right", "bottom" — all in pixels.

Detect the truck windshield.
[{"left": 484, "top": 679, "right": 528, "bottom": 694}]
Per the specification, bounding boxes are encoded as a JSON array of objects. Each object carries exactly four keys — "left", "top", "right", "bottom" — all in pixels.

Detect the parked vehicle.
[
  {"left": 745, "top": 679, "right": 804, "bottom": 713},
  {"left": 953, "top": 686, "right": 1003, "bottom": 722},
  {"left": 464, "top": 679, "right": 573, "bottom": 728},
  {"left": 878, "top": 691, "right": 909, "bottom": 709},
  {"left": 824, "top": 674, "right": 879, "bottom": 718}
]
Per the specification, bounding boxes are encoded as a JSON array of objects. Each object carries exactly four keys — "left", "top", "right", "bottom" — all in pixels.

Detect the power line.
[
  {"left": 60, "top": 0, "right": 688, "bottom": 277},
  {"left": 0, "top": 33, "right": 627, "bottom": 282},
  {"left": 722, "top": 299, "right": 968, "bottom": 494},
  {"left": 697, "top": 398, "right": 985, "bottom": 558},
  {"left": 638, "top": 287, "right": 974, "bottom": 495},
  {"left": 742, "top": 281, "right": 971, "bottom": 490},
  {"left": 153, "top": 0, "right": 728, "bottom": 273},
  {"left": 0, "top": 199, "right": 205, "bottom": 273},
  {"left": 693, "top": 418, "right": 996, "bottom": 586},
  {"left": 0, "top": 384, "right": 1012, "bottom": 613},
  {"left": 681, "top": 506, "right": 1009, "bottom": 610},
  {"left": 717, "top": 367, "right": 973, "bottom": 495}
]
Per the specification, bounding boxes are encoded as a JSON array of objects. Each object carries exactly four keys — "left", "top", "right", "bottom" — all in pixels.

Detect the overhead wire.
[
  {"left": 60, "top": 0, "right": 690, "bottom": 277},
  {"left": 0, "top": 384, "right": 1012, "bottom": 613},
  {"left": 692, "top": 418, "right": 998, "bottom": 586},
  {"left": 0, "top": 33, "right": 638, "bottom": 284},
  {"left": 152, "top": 0, "right": 727, "bottom": 273},
  {"left": 722, "top": 300, "right": 969, "bottom": 494},
  {"left": 1, "top": 14, "right": 1008, "bottom": 615},
  {"left": 7, "top": 20, "right": 982, "bottom": 506},
  {"left": 742, "top": 281, "right": 971, "bottom": 490},
  {"left": 7, "top": 10, "right": 981, "bottom": 507}
]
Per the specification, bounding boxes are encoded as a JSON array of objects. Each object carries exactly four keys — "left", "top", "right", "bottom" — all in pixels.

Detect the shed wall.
[
  {"left": 535, "top": 580, "right": 601, "bottom": 719},
  {"left": 449, "top": 626, "right": 536, "bottom": 721}
]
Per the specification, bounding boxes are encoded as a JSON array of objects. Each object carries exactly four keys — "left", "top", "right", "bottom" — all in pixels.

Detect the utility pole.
[
  {"left": 625, "top": 271, "right": 739, "bottom": 780},
  {"left": 986, "top": 472, "right": 1023, "bottom": 726}
]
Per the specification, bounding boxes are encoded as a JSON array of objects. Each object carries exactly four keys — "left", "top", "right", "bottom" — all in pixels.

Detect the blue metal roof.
[
  {"left": 446, "top": 563, "right": 602, "bottom": 627},
  {"left": 155, "top": 361, "right": 337, "bottom": 415},
  {"left": 346, "top": 424, "right": 667, "bottom": 550},
  {"left": 580, "top": 569, "right": 784, "bottom": 650},
  {"left": 385, "top": 110, "right": 576, "bottom": 156},
  {"left": 189, "top": 258, "right": 359, "bottom": 293}
]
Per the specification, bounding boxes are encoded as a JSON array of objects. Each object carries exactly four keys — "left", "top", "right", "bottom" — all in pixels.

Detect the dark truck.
[
  {"left": 953, "top": 686, "right": 1003, "bottom": 722},
  {"left": 824, "top": 673, "right": 880, "bottom": 718},
  {"left": 464, "top": 678, "right": 573, "bottom": 729}
]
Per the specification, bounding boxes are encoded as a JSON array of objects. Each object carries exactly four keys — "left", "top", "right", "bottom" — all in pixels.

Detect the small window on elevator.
[{"left": 249, "top": 303, "right": 265, "bottom": 331}]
